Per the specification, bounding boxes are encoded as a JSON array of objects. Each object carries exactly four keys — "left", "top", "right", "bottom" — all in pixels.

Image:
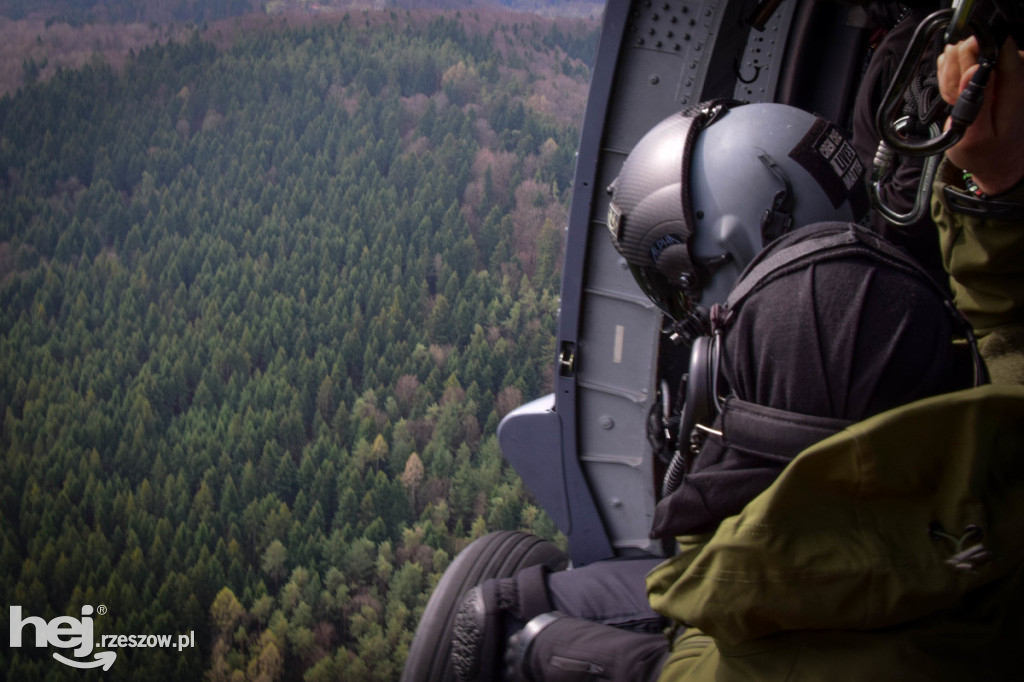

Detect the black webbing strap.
[
  {"left": 720, "top": 396, "right": 853, "bottom": 460},
  {"left": 942, "top": 185, "right": 1024, "bottom": 220},
  {"left": 515, "top": 563, "right": 555, "bottom": 622}
]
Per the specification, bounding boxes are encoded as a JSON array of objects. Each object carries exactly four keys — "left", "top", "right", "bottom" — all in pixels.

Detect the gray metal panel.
[
  {"left": 603, "top": 0, "right": 728, "bottom": 150},
  {"left": 496, "top": 395, "right": 570, "bottom": 534},
  {"left": 568, "top": 0, "right": 737, "bottom": 557},
  {"left": 732, "top": 0, "right": 799, "bottom": 103},
  {"left": 575, "top": 289, "right": 660, "bottom": 549}
]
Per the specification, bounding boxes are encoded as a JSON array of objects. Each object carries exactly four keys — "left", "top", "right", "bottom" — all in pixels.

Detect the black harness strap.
[
  {"left": 720, "top": 397, "right": 853, "bottom": 461},
  {"left": 515, "top": 563, "right": 555, "bottom": 622}
]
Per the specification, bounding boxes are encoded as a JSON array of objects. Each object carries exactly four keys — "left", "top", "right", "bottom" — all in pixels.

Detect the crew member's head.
[{"left": 607, "top": 100, "right": 868, "bottom": 336}]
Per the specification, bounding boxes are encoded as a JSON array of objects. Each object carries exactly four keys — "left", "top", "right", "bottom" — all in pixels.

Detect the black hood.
[{"left": 651, "top": 225, "right": 971, "bottom": 539}]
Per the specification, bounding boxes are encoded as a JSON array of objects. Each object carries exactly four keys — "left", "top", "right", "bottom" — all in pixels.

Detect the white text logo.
[{"left": 9, "top": 605, "right": 196, "bottom": 670}]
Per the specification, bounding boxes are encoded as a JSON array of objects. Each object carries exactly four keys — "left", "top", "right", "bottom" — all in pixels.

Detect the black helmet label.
[{"left": 789, "top": 118, "right": 868, "bottom": 219}]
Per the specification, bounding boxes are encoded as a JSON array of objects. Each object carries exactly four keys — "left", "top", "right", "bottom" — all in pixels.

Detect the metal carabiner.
[
  {"left": 945, "top": 0, "right": 978, "bottom": 44},
  {"left": 876, "top": 7, "right": 999, "bottom": 158},
  {"left": 870, "top": 117, "right": 942, "bottom": 226}
]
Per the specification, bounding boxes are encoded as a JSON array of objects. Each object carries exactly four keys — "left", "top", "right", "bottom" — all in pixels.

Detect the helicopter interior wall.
[
  {"left": 566, "top": 0, "right": 744, "bottom": 560},
  {"left": 774, "top": 0, "right": 871, "bottom": 130}
]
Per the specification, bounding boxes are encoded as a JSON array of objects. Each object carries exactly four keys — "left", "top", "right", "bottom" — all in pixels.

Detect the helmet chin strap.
[{"left": 667, "top": 305, "right": 709, "bottom": 347}]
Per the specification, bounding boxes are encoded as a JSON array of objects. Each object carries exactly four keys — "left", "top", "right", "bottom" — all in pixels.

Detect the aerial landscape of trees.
[{"left": 0, "top": 6, "right": 598, "bottom": 679}]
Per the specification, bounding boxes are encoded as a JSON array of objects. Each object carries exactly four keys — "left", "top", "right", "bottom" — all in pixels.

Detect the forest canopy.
[{"left": 0, "top": 8, "right": 598, "bottom": 680}]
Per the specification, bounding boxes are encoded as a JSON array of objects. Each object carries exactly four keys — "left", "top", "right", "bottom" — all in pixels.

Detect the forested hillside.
[
  {"left": 0, "top": 0, "right": 602, "bottom": 25},
  {"left": 0, "top": 9, "right": 597, "bottom": 680}
]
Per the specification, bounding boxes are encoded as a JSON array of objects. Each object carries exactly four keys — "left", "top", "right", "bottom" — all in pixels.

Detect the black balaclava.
[{"left": 650, "top": 239, "right": 969, "bottom": 539}]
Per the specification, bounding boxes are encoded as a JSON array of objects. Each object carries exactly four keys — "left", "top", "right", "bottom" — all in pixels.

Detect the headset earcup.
[{"left": 679, "top": 335, "right": 715, "bottom": 443}]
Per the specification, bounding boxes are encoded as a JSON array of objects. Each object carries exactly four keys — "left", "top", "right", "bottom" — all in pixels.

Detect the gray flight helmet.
[{"left": 608, "top": 99, "right": 868, "bottom": 335}]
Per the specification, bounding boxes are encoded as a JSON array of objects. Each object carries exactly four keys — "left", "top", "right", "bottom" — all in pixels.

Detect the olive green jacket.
[
  {"left": 648, "top": 385, "right": 1024, "bottom": 681},
  {"left": 647, "top": 165, "right": 1024, "bottom": 681},
  {"left": 933, "top": 159, "right": 1024, "bottom": 385}
]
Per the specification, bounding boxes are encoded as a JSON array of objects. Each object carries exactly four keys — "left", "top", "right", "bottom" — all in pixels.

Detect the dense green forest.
[
  {"left": 0, "top": 0, "right": 602, "bottom": 25},
  {"left": 0, "top": 9, "right": 597, "bottom": 680}
]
